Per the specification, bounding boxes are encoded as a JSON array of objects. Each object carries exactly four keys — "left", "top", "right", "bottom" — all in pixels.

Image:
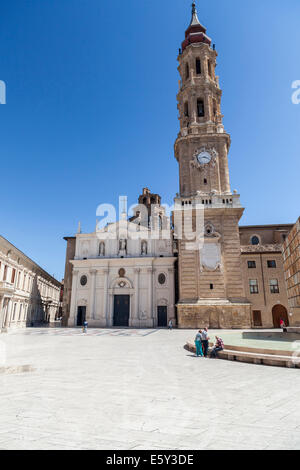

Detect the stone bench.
[{"left": 186, "top": 341, "right": 300, "bottom": 369}]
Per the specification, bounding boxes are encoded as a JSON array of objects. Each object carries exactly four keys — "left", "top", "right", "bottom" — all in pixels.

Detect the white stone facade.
[
  {"left": 0, "top": 235, "right": 61, "bottom": 331},
  {"left": 68, "top": 219, "right": 176, "bottom": 328}
]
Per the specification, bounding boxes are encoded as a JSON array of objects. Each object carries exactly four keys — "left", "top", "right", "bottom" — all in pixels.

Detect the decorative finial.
[
  {"left": 77, "top": 221, "right": 81, "bottom": 234},
  {"left": 190, "top": 1, "right": 200, "bottom": 26}
]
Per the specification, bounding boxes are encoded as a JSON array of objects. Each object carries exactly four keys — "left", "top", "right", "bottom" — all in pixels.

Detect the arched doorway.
[{"left": 272, "top": 304, "right": 289, "bottom": 328}]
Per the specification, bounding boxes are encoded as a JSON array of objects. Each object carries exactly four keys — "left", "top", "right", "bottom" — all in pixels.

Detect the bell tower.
[{"left": 174, "top": 3, "right": 251, "bottom": 329}]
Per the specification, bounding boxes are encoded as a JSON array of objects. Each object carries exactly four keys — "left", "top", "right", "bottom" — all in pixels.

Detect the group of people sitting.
[{"left": 194, "top": 328, "right": 224, "bottom": 358}]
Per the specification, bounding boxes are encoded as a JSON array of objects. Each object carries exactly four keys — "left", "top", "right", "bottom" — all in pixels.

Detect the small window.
[
  {"left": 210, "top": 284, "right": 214, "bottom": 290},
  {"left": 185, "top": 63, "right": 189, "bottom": 80},
  {"left": 208, "top": 59, "right": 213, "bottom": 77},
  {"left": 12, "top": 303, "right": 17, "bottom": 321},
  {"left": 11, "top": 268, "right": 16, "bottom": 284},
  {"left": 270, "top": 279, "right": 279, "bottom": 294},
  {"left": 196, "top": 58, "right": 201, "bottom": 75},
  {"left": 251, "top": 236, "right": 260, "bottom": 246},
  {"left": 248, "top": 261, "right": 256, "bottom": 269},
  {"left": 267, "top": 260, "right": 276, "bottom": 268},
  {"left": 249, "top": 279, "right": 259, "bottom": 294},
  {"left": 197, "top": 99, "right": 205, "bottom": 117},
  {"left": 213, "top": 99, "right": 217, "bottom": 116},
  {"left": 158, "top": 273, "right": 166, "bottom": 285},
  {"left": 80, "top": 275, "right": 88, "bottom": 286},
  {"left": 184, "top": 102, "right": 189, "bottom": 117},
  {"left": 204, "top": 178, "right": 207, "bottom": 185}
]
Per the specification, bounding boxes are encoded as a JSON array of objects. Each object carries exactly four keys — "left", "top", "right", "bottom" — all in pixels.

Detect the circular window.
[
  {"left": 158, "top": 273, "right": 166, "bottom": 285},
  {"left": 251, "top": 236, "right": 260, "bottom": 246},
  {"left": 80, "top": 275, "right": 87, "bottom": 286},
  {"left": 119, "top": 268, "right": 126, "bottom": 278}
]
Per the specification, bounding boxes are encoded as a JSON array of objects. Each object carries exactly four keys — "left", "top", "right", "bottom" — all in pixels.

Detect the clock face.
[{"left": 197, "top": 151, "right": 212, "bottom": 165}]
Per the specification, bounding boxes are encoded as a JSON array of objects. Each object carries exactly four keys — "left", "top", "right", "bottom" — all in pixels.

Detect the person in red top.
[
  {"left": 210, "top": 336, "right": 224, "bottom": 358},
  {"left": 280, "top": 319, "right": 287, "bottom": 333}
]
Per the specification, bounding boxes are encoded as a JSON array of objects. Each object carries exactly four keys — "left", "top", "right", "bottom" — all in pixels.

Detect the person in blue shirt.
[
  {"left": 83, "top": 320, "right": 88, "bottom": 333},
  {"left": 194, "top": 330, "right": 203, "bottom": 357}
]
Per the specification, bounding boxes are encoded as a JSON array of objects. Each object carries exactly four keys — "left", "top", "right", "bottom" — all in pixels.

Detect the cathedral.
[{"left": 62, "top": 3, "right": 298, "bottom": 330}]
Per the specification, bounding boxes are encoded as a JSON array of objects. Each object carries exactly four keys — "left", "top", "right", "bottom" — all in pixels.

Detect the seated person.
[{"left": 210, "top": 336, "right": 224, "bottom": 358}]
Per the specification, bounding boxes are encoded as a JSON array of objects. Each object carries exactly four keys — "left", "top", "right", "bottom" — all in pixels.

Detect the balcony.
[{"left": 0, "top": 281, "right": 15, "bottom": 295}]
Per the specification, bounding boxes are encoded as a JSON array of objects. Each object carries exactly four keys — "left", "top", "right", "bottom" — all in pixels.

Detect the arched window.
[
  {"left": 196, "top": 58, "right": 201, "bottom": 75},
  {"left": 251, "top": 236, "right": 260, "bottom": 246},
  {"left": 185, "top": 63, "right": 189, "bottom": 80},
  {"left": 197, "top": 99, "right": 205, "bottom": 117}
]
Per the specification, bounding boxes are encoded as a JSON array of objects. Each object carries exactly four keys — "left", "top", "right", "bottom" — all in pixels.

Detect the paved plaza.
[{"left": 0, "top": 328, "right": 299, "bottom": 450}]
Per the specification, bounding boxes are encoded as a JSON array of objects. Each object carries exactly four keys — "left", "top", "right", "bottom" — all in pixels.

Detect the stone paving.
[{"left": 0, "top": 328, "right": 299, "bottom": 450}]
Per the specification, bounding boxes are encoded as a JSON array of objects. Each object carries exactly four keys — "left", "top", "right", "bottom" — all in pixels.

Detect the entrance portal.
[
  {"left": 77, "top": 306, "right": 86, "bottom": 326},
  {"left": 272, "top": 304, "right": 289, "bottom": 328},
  {"left": 114, "top": 295, "right": 130, "bottom": 327},
  {"left": 157, "top": 306, "right": 168, "bottom": 327},
  {"left": 253, "top": 310, "right": 262, "bottom": 327}
]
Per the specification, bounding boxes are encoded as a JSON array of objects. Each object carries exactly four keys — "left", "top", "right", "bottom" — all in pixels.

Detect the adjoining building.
[
  {"left": 283, "top": 218, "right": 300, "bottom": 325},
  {"left": 0, "top": 235, "right": 62, "bottom": 332},
  {"left": 240, "top": 225, "right": 293, "bottom": 328}
]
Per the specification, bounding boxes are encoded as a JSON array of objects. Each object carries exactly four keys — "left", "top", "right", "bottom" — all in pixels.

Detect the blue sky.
[{"left": 0, "top": 0, "right": 299, "bottom": 280}]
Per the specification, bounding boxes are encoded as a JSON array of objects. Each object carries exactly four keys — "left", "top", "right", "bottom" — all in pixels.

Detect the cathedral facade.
[{"left": 66, "top": 189, "right": 176, "bottom": 328}]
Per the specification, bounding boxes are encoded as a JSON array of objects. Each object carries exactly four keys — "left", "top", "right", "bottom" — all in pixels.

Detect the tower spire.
[{"left": 190, "top": 2, "right": 200, "bottom": 26}]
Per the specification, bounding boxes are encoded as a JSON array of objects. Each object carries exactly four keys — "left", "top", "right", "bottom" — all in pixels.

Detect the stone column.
[
  {"left": 222, "top": 141, "right": 231, "bottom": 194},
  {"left": 1, "top": 298, "right": 9, "bottom": 332},
  {"left": 108, "top": 293, "right": 114, "bottom": 327},
  {"left": 133, "top": 268, "right": 140, "bottom": 326},
  {"left": 203, "top": 55, "right": 209, "bottom": 77},
  {"left": 89, "top": 269, "right": 97, "bottom": 320},
  {"left": 148, "top": 267, "right": 154, "bottom": 327},
  {"left": 4, "top": 299, "right": 13, "bottom": 329},
  {"left": 69, "top": 269, "right": 79, "bottom": 326},
  {"left": 103, "top": 269, "right": 109, "bottom": 326},
  {"left": 168, "top": 267, "right": 175, "bottom": 324},
  {"left": 0, "top": 295, "right": 4, "bottom": 330}
]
